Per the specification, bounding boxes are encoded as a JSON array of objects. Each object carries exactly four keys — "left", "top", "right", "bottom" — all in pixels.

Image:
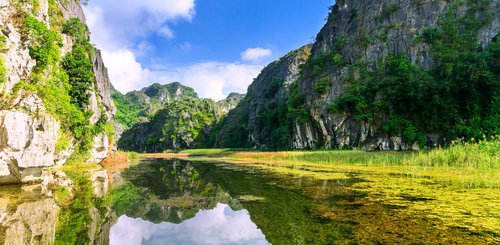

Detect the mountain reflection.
[
  {"left": 107, "top": 158, "right": 357, "bottom": 244},
  {"left": 110, "top": 203, "right": 268, "bottom": 245}
]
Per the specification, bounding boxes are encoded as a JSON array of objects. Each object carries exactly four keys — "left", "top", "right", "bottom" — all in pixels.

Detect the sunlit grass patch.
[{"left": 184, "top": 137, "right": 499, "bottom": 188}]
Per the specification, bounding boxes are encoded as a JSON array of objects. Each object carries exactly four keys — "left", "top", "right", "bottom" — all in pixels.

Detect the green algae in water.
[{"left": 107, "top": 158, "right": 500, "bottom": 244}]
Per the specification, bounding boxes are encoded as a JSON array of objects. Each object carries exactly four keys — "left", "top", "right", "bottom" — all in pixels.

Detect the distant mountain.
[
  {"left": 111, "top": 82, "right": 198, "bottom": 129},
  {"left": 113, "top": 83, "right": 244, "bottom": 152}
]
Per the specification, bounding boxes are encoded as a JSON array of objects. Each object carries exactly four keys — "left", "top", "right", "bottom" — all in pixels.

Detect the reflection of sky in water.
[{"left": 110, "top": 203, "right": 269, "bottom": 245}]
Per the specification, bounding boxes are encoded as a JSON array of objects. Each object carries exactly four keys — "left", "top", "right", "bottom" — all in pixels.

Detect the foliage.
[
  {"left": 48, "top": 0, "right": 64, "bottom": 31},
  {"left": 55, "top": 164, "right": 104, "bottom": 245},
  {"left": 118, "top": 98, "right": 222, "bottom": 152},
  {"left": 287, "top": 81, "right": 309, "bottom": 124},
  {"left": 332, "top": 1, "right": 499, "bottom": 145},
  {"left": 62, "top": 17, "right": 91, "bottom": 49},
  {"left": 314, "top": 76, "right": 332, "bottom": 94},
  {"left": 106, "top": 183, "right": 146, "bottom": 216},
  {"left": 380, "top": 3, "right": 401, "bottom": 19},
  {"left": 16, "top": 9, "right": 108, "bottom": 160},
  {"left": 23, "top": 15, "right": 62, "bottom": 71},
  {"left": 406, "top": 135, "right": 499, "bottom": 173},
  {"left": 111, "top": 90, "right": 144, "bottom": 128},
  {"left": 209, "top": 104, "right": 251, "bottom": 149},
  {"left": 0, "top": 34, "right": 7, "bottom": 84},
  {"left": 62, "top": 45, "right": 94, "bottom": 109}
]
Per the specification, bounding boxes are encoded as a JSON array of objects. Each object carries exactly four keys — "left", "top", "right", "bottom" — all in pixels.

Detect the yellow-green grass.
[
  {"left": 179, "top": 140, "right": 500, "bottom": 241},
  {"left": 182, "top": 137, "right": 499, "bottom": 188}
]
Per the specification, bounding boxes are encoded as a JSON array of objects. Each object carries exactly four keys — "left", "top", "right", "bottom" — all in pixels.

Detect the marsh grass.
[{"left": 183, "top": 137, "right": 499, "bottom": 188}]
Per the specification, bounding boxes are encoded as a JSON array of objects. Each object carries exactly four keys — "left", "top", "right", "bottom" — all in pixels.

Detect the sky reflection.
[{"left": 110, "top": 203, "right": 269, "bottom": 245}]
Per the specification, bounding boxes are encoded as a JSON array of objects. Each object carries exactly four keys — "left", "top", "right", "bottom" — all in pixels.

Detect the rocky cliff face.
[
  {"left": 117, "top": 88, "right": 243, "bottom": 152},
  {"left": 0, "top": 0, "right": 116, "bottom": 184},
  {"left": 214, "top": 45, "right": 312, "bottom": 148},
  {"left": 112, "top": 82, "right": 198, "bottom": 129},
  {"left": 291, "top": 0, "right": 500, "bottom": 150},
  {"left": 218, "top": 0, "right": 499, "bottom": 150}
]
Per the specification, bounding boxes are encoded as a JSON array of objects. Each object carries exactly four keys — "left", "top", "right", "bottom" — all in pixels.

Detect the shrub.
[
  {"left": 23, "top": 15, "right": 62, "bottom": 70},
  {"left": 62, "top": 45, "right": 94, "bottom": 109},
  {"left": 62, "top": 17, "right": 90, "bottom": 46}
]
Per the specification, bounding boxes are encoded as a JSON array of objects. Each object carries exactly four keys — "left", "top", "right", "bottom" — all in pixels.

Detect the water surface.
[
  {"left": 107, "top": 158, "right": 500, "bottom": 244},
  {"left": 1, "top": 157, "right": 499, "bottom": 244}
]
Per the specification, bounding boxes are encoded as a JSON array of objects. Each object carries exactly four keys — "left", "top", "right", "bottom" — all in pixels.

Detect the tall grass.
[
  {"left": 186, "top": 136, "right": 499, "bottom": 171},
  {"left": 403, "top": 136, "right": 499, "bottom": 170},
  {"left": 230, "top": 150, "right": 411, "bottom": 166}
]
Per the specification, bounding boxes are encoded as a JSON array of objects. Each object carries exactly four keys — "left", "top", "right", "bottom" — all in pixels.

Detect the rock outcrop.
[
  {"left": 291, "top": 0, "right": 500, "bottom": 150},
  {"left": 214, "top": 45, "right": 312, "bottom": 148},
  {"left": 216, "top": 0, "right": 500, "bottom": 150},
  {"left": 0, "top": 0, "right": 116, "bottom": 184},
  {"left": 111, "top": 82, "right": 200, "bottom": 130},
  {"left": 118, "top": 91, "right": 244, "bottom": 152}
]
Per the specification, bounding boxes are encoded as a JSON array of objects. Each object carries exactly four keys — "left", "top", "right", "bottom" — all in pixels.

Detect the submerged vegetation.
[
  {"left": 181, "top": 136, "right": 500, "bottom": 188},
  {"left": 54, "top": 164, "right": 106, "bottom": 245}
]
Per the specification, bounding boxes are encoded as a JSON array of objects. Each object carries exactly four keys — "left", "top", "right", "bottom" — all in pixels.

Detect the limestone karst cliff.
[
  {"left": 116, "top": 84, "right": 244, "bottom": 152},
  {"left": 215, "top": 0, "right": 500, "bottom": 150},
  {"left": 0, "top": 0, "right": 116, "bottom": 184},
  {"left": 213, "top": 45, "right": 312, "bottom": 149},
  {"left": 291, "top": 0, "right": 499, "bottom": 150}
]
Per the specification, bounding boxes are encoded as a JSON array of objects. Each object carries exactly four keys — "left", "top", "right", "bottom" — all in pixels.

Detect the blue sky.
[{"left": 84, "top": 0, "right": 333, "bottom": 100}]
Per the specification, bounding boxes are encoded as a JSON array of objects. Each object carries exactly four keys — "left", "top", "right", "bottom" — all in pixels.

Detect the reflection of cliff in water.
[
  {"left": 0, "top": 185, "right": 58, "bottom": 245},
  {"left": 112, "top": 159, "right": 243, "bottom": 224},
  {"left": 112, "top": 158, "right": 357, "bottom": 244},
  {"left": 0, "top": 170, "right": 115, "bottom": 245}
]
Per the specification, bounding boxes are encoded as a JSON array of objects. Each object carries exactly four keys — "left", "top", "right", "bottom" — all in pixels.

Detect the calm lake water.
[{"left": 1, "top": 157, "right": 499, "bottom": 244}]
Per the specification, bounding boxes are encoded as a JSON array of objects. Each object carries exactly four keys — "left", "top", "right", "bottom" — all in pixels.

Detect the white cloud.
[
  {"left": 151, "top": 62, "right": 263, "bottom": 100},
  {"left": 110, "top": 204, "right": 268, "bottom": 245},
  {"left": 241, "top": 48, "right": 272, "bottom": 61},
  {"left": 101, "top": 50, "right": 150, "bottom": 93},
  {"left": 157, "top": 27, "right": 175, "bottom": 40},
  {"left": 84, "top": 0, "right": 195, "bottom": 51},
  {"left": 83, "top": 0, "right": 197, "bottom": 94},
  {"left": 83, "top": 0, "right": 264, "bottom": 100},
  {"left": 108, "top": 55, "right": 262, "bottom": 100}
]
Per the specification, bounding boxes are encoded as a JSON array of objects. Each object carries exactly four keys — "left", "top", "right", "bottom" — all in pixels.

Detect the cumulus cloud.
[
  {"left": 241, "top": 47, "right": 273, "bottom": 61},
  {"left": 84, "top": 0, "right": 264, "bottom": 100},
  {"left": 150, "top": 62, "right": 262, "bottom": 100},
  {"left": 157, "top": 27, "right": 175, "bottom": 40},
  {"left": 110, "top": 204, "right": 268, "bottom": 245},
  {"left": 84, "top": 0, "right": 195, "bottom": 50},
  {"left": 101, "top": 50, "right": 151, "bottom": 93}
]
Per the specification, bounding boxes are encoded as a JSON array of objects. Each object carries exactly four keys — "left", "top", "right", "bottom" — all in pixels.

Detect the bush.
[
  {"left": 62, "top": 45, "right": 94, "bottom": 109},
  {"left": 332, "top": 1, "right": 499, "bottom": 145},
  {"left": 62, "top": 17, "right": 90, "bottom": 47},
  {"left": 23, "top": 15, "right": 62, "bottom": 70}
]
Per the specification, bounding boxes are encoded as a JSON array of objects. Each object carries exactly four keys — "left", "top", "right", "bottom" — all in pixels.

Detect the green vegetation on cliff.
[
  {"left": 111, "top": 82, "right": 199, "bottom": 129},
  {"left": 212, "top": 46, "right": 312, "bottom": 149},
  {"left": 330, "top": 1, "right": 499, "bottom": 145},
  {"left": 9, "top": 2, "right": 112, "bottom": 160},
  {"left": 115, "top": 86, "right": 243, "bottom": 152},
  {"left": 0, "top": 34, "right": 7, "bottom": 84}
]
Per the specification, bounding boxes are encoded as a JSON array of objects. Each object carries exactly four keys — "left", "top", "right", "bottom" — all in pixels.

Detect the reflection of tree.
[
  {"left": 210, "top": 165, "right": 355, "bottom": 244},
  {"left": 110, "top": 158, "right": 355, "bottom": 244},
  {"left": 109, "top": 159, "right": 242, "bottom": 224}
]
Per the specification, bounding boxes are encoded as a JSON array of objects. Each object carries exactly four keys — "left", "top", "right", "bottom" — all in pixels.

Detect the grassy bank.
[{"left": 177, "top": 136, "right": 499, "bottom": 188}]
